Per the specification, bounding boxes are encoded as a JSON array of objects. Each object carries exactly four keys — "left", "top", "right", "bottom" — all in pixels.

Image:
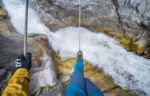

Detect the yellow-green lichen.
[
  {"left": 0, "top": 9, "right": 7, "bottom": 19},
  {"left": 40, "top": 86, "right": 46, "bottom": 94},
  {"left": 48, "top": 85, "right": 54, "bottom": 89}
]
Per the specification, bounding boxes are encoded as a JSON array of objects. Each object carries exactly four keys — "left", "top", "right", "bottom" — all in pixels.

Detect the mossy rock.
[
  {"left": 40, "top": 86, "right": 46, "bottom": 94},
  {"left": 0, "top": 9, "right": 7, "bottom": 19},
  {"left": 39, "top": 85, "right": 55, "bottom": 94}
]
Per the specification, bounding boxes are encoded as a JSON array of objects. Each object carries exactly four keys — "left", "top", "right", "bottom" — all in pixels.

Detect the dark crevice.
[
  {"left": 111, "top": 0, "right": 126, "bottom": 36},
  {"left": 140, "top": 21, "right": 150, "bottom": 31}
]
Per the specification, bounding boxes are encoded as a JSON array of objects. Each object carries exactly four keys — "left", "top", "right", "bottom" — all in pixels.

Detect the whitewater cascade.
[{"left": 2, "top": 0, "right": 150, "bottom": 95}]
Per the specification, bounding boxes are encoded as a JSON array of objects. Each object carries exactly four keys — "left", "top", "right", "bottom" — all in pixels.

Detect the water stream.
[{"left": 2, "top": 0, "right": 150, "bottom": 95}]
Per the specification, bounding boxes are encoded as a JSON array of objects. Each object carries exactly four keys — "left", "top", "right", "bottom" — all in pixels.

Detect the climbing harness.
[{"left": 24, "top": 0, "right": 29, "bottom": 57}]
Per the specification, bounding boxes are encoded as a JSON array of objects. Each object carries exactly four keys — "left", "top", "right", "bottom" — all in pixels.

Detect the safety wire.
[
  {"left": 24, "top": 0, "right": 29, "bottom": 57},
  {"left": 78, "top": 0, "right": 81, "bottom": 50}
]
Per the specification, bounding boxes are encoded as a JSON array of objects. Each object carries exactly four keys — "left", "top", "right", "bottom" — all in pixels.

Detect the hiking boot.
[{"left": 77, "top": 50, "right": 83, "bottom": 61}]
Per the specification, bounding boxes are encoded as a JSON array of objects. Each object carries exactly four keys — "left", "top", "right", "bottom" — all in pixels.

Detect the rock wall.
[{"left": 35, "top": 0, "right": 150, "bottom": 58}]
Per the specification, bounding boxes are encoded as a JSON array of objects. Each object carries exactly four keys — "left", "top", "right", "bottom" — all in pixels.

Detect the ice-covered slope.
[{"left": 2, "top": 0, "right": 150, "bottom": 95}]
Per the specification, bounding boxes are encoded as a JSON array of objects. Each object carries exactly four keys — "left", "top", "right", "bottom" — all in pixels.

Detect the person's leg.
[
  {"left": 85, "top": 78, "right": 104, "bottom": 96},
  {"left": 70, "top": 60, "right": 86, "bottom": 92},
  {"left": 66, "top": 60, "right": 86, "bottom": 96},
  {"left": 74, "top": 60, "right": 84, "bottom": 72}
]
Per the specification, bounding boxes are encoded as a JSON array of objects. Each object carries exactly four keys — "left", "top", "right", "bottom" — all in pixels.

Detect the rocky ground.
[{"left": 35, "top": 0, "right": 150, "bottom": 59}]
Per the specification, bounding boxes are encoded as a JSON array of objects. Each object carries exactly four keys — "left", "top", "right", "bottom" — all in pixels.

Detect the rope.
[
  {"left": 78, "top": 0, "right": 81, "bottom": 50},
  {"left": 24, "top": 0, "right": 29, "bottom": 57}
]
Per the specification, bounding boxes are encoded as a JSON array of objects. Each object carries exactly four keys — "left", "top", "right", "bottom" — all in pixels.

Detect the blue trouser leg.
[
  {"left": 85, "top": 78, "right": 104, "bottom": 96},
  {"left": 66, "top": 60, "right": 86, "bottom": 96},
  {"left": 66, "top": 60, "right": 104, "bottom": 96},
  {"left": 71, "top": 60, "right": 86, "bottom": 92}
]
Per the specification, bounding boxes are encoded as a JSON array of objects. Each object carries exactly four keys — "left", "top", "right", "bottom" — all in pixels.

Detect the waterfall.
[
  {"left": 2, "top": 0, "right": 150, "bottom": 95},
  {"left": 2, "top": 0, "right": 49, "bottom": 35}
]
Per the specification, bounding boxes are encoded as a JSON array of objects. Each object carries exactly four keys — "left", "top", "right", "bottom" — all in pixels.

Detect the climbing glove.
[
  {"left": 15, "top": 53, "right": 32, "bottom": 70},
  {"left": 77, "top": 50, "right": 83, "bottom": 61}
]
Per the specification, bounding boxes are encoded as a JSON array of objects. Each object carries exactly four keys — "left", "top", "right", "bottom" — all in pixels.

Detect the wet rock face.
[
  {"left": 35, "top": 0, "right": 150, "bottom": 57},
  {"left": 35, "top": 0, "right": 150, "bottom": 37}
]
